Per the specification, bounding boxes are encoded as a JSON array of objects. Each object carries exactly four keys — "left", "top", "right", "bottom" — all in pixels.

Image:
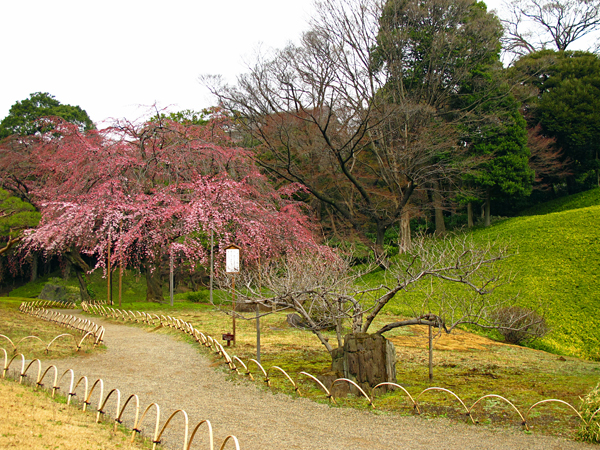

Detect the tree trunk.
[
  {"left": 65, "top": 251, "right": 91, "bottom": 302},
  {"left": 30, "top": 254, "right": 38, "bottom": 282},
  {"left": 61, "top": 257, "right": 71, "bottom": 280},
  {"left": 467, "top": 202, "right": 473, "bottom": 228},
  {"left": 399, "top": 208, "right": 411, "bottom": 253},
  {"left": 433, "top": 182, "right": 446, "bottom": 236},
  {"left": 145, "top": 263, "right": 164, "bottom": 303},
  {"left": 330, "top": 333, "right": 397, "bottom": 392},
  {"left": 75, "top": 271, "right": 92, "bottom": 302}
]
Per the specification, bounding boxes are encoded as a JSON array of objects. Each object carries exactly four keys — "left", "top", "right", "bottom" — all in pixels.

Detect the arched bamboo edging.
[
  {"left": 46, "top": 333, "right": 74, "bottom": 353},
  {"left": 83, "top": 378, "right": 104, "bottom": 412},
  {"left": 187, "top": 419, "right": 214, "bottom": 450},
  {"left": 57, "top": 368, "right": 75, "bottom": 399},
  {"left": 416, "top": 387, "right": 474, "bottom": 423},
  {"left": 372, "top": 382, "right": 420, "bottom": 413},
  {"left": 21, "top": 358, "right": 42, "bottom": 385},
  {"left": 155, "top": 409, "right": 189, "bottom": 450},
  {"left": 469, "top": 394, "right": 527, "bottom": 428},
  {"left": 232, "top": 357, "right": 250, "bottom": 379},
  {"left": 37, "top": 364, "right": 58, "bottom": 392},
  {"left": 1, "top": 348, "right": 9, "bottom": 376},
  {"left": 330, "top": 378, "right": 374, "bottom": 407},
  {"left": 297, "top": 371, "right": 336, "bottom": 404},
  {"left": 76, "top": 331, "right": 97, "bottom": 351},
  {"left": 247, "top": 359, "right": 268, "bottom": 382},
  {"left": 132, "top": 402, "right": 161, "bottom": 448},
  {"left": 0, "top": 335, "right": 17, "bottom": 352},
  {"left": 17, "top": 335, "right": 44, "bottom": 347},
  {"left": 266, "top": 366, "right": 299, "bottom": 394},
  {"left": 34, "top": 303, "right": 600, "bottom": 441},
  {"left": 4, "top": 353, "right": 25, "bottom": 380},
  {"left": 525, "top": 399, "right": 585, "bottom": 426},
  {"left": 96, "top": 388, "right": 121, "bottom": 424},
  {"left": 70, "top": 376, "right": 89, "bottom": 406},
  {"left": 115, "top": 394, "right": 140, "bottom": 432},
  {"left": 218, "top": 435, "right": 241, "bottom": 450}
]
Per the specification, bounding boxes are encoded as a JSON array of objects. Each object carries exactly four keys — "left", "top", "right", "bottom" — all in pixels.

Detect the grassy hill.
[{"left": 472, "top": 188, "right": 600, "bottom": 359}]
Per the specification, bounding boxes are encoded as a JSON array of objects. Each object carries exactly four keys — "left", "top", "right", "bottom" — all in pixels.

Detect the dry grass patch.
[
  {"left": 0, "top": 377, "right": 152, "bottom": 450},
  {"left": 0, "top": 300, "right": 100, "bottom": 359}
]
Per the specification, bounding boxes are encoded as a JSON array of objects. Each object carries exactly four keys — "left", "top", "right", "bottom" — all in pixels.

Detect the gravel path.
[{"left": 40, "top": 311, "right": 595, "bottom": 450}]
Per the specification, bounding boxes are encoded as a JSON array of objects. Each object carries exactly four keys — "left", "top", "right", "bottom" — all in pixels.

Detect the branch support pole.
[{"left": 429, "top": 324, "right": 433, "bottom": 382}]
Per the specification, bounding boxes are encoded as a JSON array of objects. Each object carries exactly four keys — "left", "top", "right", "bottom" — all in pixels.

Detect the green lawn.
[{"left": 472, "top": 202, "right": 600, "bottom": 359}]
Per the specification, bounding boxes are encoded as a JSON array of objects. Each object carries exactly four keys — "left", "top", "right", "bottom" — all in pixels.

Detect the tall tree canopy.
[
  {"left": 0, "top": 92, "right": 94, "bottom": 139},
  {"left": 453, "top": 68, "right": 534, "bottom": 225},
  {"left": 0, "top": 114, "right": 325, "bottom": 302},
  {"left": 510, "top": 50, "right": 600, "bottom": 191},
  {"left": 205, "top": 0, "right": 507, "bottom": 253}
]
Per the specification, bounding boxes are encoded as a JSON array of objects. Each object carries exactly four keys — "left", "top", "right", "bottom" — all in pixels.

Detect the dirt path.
[{"left": 41, "top": 312, "right": 594, "bottom": 450}]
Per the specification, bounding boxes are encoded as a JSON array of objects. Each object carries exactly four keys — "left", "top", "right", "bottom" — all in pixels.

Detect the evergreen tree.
[{"left": 0, "top": 92, "right": 94, "bottom": 139}]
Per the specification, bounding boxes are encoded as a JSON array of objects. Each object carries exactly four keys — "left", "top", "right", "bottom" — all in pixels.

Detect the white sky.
[
  {"left": 1, "top": 0, "right": 314, "bottom": 126},
  {"left": 1, "top": 0, "right": 596, "bottom": 127}
]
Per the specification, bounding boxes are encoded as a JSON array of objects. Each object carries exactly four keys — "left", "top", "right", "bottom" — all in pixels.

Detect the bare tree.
[
  {"left": 501, "top": 0, "right": 600, "bottom": 56},
  {"left": 203, "top": 0, "right": 505, "bottom": 257},
  {"left": 224, "top": 234, "right": 528, "bottom": 383}
]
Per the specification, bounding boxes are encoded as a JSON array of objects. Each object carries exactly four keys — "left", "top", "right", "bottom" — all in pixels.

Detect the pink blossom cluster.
[{"left": 1, "top": 114, "right": 326, "bottom": 274}]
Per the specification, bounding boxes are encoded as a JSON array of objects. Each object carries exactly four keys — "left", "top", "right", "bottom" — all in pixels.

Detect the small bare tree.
[{"left": 221, "top": 234, "right": 539, "bottom": 384}]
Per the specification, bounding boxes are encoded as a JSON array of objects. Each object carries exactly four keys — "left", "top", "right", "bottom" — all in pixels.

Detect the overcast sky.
[
  {"left": 2, "top": 0, "right": 595, "bottom": 127},
  {"left": 1, "top": 0, "right": 314, "bottom": 126}
]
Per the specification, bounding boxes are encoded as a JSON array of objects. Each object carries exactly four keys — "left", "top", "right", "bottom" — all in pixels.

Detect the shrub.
[
  {"left": 577, "top": 383, "right": 600, "bottom": 443},
  {"left": 185, "top": 290, "right": 209, "bottom": 303},
  {"left": 493, "top": 306, "right": 549, "bottom": 345}
]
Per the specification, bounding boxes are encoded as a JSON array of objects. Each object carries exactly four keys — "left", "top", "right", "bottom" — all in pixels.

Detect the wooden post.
[
  {"left": 256, "top": 257, "right": 261, "bottom": 363},
  {"left": 118, "top": 253, "right": 122, "bottom": 308},
  {"left": 118, "top": 222, "right": 122, "bottom": 308},
  {"left": 428, "top": 324, "right": 433, "bottom": 381},
  {"left": 225, "top": 244, "right": 241, "bottom": 346},
  {"left": 169, "top": 252, "right": 174, "bottom": 307},
  {"left": 107, "top": 230, "right": 112, "bottom": 305},
  {"left": 232, "top": 274, "right": 236, "bottom": 346},
  {"left": 210, "top": 229, "right": 214, "bottom": 304}
]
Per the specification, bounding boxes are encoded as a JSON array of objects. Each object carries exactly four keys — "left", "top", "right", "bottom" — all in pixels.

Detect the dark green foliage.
[
  {"left": 374, "top": 0, "right": 503, "bottom": 98},
  {"left": 454, "top": 52, "right": 534, "bottom": 212},
  {"left": 185, "top": 290, "right": 210, "bottom": 303},
  {"left": 510, "top": 50, "right": 600, "bottom": 192},
  {"left": 464, "top": 104, "right": 534, "bottom": 200},
  {"left": 0, "top": 188, "right": 40, "bottom": 239},
  {"left": 150, "top": 108, "right": 210, "bottom": 126},
  {"left": 0, "top": 92, "right": 94, "bottom": 138}
]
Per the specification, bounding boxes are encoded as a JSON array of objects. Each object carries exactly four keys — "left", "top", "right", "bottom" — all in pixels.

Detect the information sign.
[{"left": 225, "top": 245, "right": 240, "bottom": 273}]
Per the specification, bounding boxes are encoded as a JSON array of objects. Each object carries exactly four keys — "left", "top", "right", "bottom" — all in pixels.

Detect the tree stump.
[{"left": 330, "top": 333, "right": 397, "bottom": 392}]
